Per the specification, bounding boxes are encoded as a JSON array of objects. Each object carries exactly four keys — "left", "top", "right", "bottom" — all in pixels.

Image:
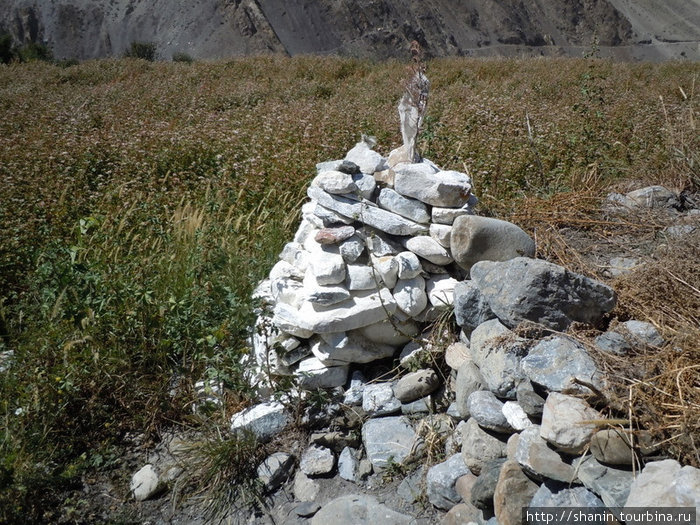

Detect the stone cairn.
[{"left": 216, "top": 67, "right": 700, "bottom": 522}]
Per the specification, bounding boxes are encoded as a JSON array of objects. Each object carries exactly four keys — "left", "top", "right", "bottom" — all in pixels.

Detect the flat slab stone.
[
  {"left": 377, "top": 187, "right": 431, "bottom": 224},
  {"left": 315, "top": 225, "right": 355, "bottom": 245},
  {"left": 308, "top": 186, "right": 427, "bottom": 236},
  {"left": 577, "top": 456, "right": 635, "bottom": 508},
  {"left": 230, "top": 401, "right": 290, "bottom": 442},
  {"left": 404, "top": 235, "right": 454, "bottom": 265},
  {"left": 515, "top": 426, "right": 575, "bottom": 482},
  {"left": 311, "top": 495, "right": 411, "bottom": 525},
  {"left": 362, "top": 416, "right": 416, "bottom": 469},
  {"left": 274, "top": 288, "right": 397, "bottom": 334},
  {"left": 295, "top": 357, "right": 349, "bottom": 389}
]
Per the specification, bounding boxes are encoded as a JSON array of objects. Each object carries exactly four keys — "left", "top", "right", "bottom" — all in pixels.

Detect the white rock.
[
  {"left": 230, "top": 401, "right": 290, "bottom": 442},
  {"left": 377, "top": 187, "right": 431, "bottom": 224},
  {"left": 345, "top": 140, "right": 388, "bottom": 174},
  {"left": 279, "top": 242, "right": 310, "bottom": 273},
  {"left": 269, "top": 259, "right": 304, "bottom": 281},
  {"left": 302, "top": 201, "right": 325, "bottom": 228},
  {"left": 305, "top": 289, "right": 398, "bottom": 333},
  {"left": 294, "top": 219, "right": 318, "bottom": 245},
  {"left": 356, "top": 318, "right": 418, "bottom": 346},
  {"left": 271, "top": 276, "right": 304, "bottom": 308},
  {"left": 445, "top": 342, "right": 470, "bottom": 370},
  {"left": 339, "top": 234, "right": 365, "bottom": 262},
  {"left": 394, "top": 276, "right": 428, "bottom": 316},
  {"left": 624, "top": 459, "right": 700, "bottom": 508},
  {"left": 432, "top": 205, "right": 474, "bottom": 225},
  {"left": 308, "top": 250, "right": 346, "bottom": 285},
  {"left": 502, "top": 401, "right": 532, "bottom": 431},
  {"left": 362, "top": 416, "right": 417, "bottom": 469},
  {"left": 429, "top": 223, "right": 452, "bottom": 248},
  {"left": 300, "top": 445, "right": 336, "bottom": 476},
  {"left": 338, "top": 447, "right": 360, "bottom": 482},
  {"left": 425, "top": 274, "right": 457, "bottom": 308},
  {"left": 371, "top": 255, "right": 398, "bottom": 288},
  {"left": 294, "top": 471, "right": 320, "bottom": 502},
  {"left": 312, "top": 170, "right": 358, "bottom": 194},
  {"left": 272, "top": 302, "right": 315, "bottom": 338},
  {"left": 395, "top": 251, "right": 423, "bottom": 280},
  {"left": 345, "top": 264, "right": 380, "bottom": 291},
  {"left": 295, "top": 357, "right": 349, "bottom": 389},
  {"left": 540, "top": 392, "right": 600, "bottom": 454},
  {"left": 130, "top": 464, "right": 162, "bottom": 501},
  {"left": 394, "top": 167, "right": 472, "bottom": 207},
  {"left": 310, "top": 333, "right": 395, "bottom": 365},
  {"left": 404, "top": 236, "right": 454, "bottom": 265},
  {"left": 363, "top": 382, "right": 401, "bottom": 416},
  {"left": 352, "top": 173, "right": 377, "bottom": 200}
]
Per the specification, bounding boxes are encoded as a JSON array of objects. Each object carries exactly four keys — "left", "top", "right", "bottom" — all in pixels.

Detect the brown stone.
[
  {"left": 442, "top": 502, "right": 484, "bottom": 525},
  {"left": 590, "top": 428, "right": 635, "bottom": 465},
  {"left": 493, "top": 460, "right": 539, "bottom": 525},
  {"left": 315, "top": 226, "right": 356, "bottom": 245}
]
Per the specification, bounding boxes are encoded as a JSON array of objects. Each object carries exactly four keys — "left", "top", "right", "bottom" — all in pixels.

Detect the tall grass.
[{"left": 0, "top": 56, "right": 697, "bottom": 521}]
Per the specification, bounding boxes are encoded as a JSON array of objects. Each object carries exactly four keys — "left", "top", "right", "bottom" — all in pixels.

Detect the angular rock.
[
  {"left": 339, "top": 234, "right": 365, "bottom": 263},
  {"left": 310, "top": 430, "right": 361, "bottom": 453},
  {"left": 594, "top": 331, "right": 632, "bottom": 355},
  {"left": 371, "top": 255, "right": 398, "bottom": 288},
  {"left": 345, "top": 140, "right": 388, "bottom": 174},
  {"left": 295, "top": 357, "right": 349, "bottom": 389},
  {"left": 377, "top": 187, "right": 431, "bottom": 224},
  {"left": 312, "top": 170, "right": 358, "bottom": 194},
  {"left": 344, "top": 370, "right": 366, "bottom": 406},
  {"left": 315, "top": 225, "right": 356, "bottom": 245},
  {"left": 345, "top": 264, "right": 380, "bottom": 291},
  {"left": 530, "top": 480, "right": 605, "bottom": 508},
  {"left": 589, "top": 428, "right": 635, "bottom": 466},
  {"left": 314, "top": 203, "right": 355, "bottom": 226},
  {"left": 432, "top": 205, "right": 473, "bottom": 225},
  {"left": 470, "top": 319, "right": 527, "bottom": 398},
  {"left": 395, "top": 251, "right": 423, "bottom": 280},
  {"left": 429, "top": 223, "right": 452, "bottom": 248},
  {"left": 395, "top": 166, "right": 472, "bottom": 207},
  {"left": 294, "top": 471, "right": 320, "bottom": 501},
  {"left": 443, "top": 503, "right": 485, "bottom": 525},
  {"left": 404, "top": 236, "right": 454, "bottom": 265},
  {"left": 352, "top": 172, "right": 377, "bottom": 200},
  {"left": 624, "top": 459, "right": 700, "bottom": 508},
  {"left": 455, "top": 472, "right": 479, "bottom": 502},
  {"left": 494, "top": 460, "right": 539, "bottom": 525},
  {"left": 296, "top": 501, "right": 322, "bottom": 518},
  {"left": 361, "top": 229, "right": 404, "bottom": 256},
  {"left": 471, "top": 257, "right": 616, "bottom": 331},
  {"left": 515, "top": 426, "right": 575, "bottom": 483},
  {"left": 452, "top": 216, "right": 535, "bottom": 270},
  {"left": 316, "top": 159, "right": 360, "bottom": 175},
  {"left": 397, "top": 466, "right": 426, "bottom": 503},
  {"left": 130, "top": 464, "right": 162, "bottom": 501},
  {"left": 393, "top": 369, "right": 440, "bottom": 403},
  {"left": 308, "top": 186, "right": 427, "bottom": 236},
  {"left": 308, "top": 250, "right": 346, "bottom": 285},
  {"left": 454, "top": 357, "right": 486, "bottom": 419},
  {"left": 338, "top": 446, "right": 360, "bottom": 482},
  {"left": 471, "top": 458, "right": 507, "bottom": 510},
  {"left": 427, "top": 453, "right": 472, "bottom": 510},
  {"left": 362, "top": 416, "right": 416, "bottom": 469},
  {"left": 577, "top": 456, "right": 635, "bottom": 508},
  {"left": 362, "top": 382, "right": 401, "bottom": 416},
  {"left": 230, "top": 401, "right": 289, "bottom": 442},
  {"left": 521, "top": 336, "right": 603, "bottom": 394},
  {"left": 311, "top": 495, "right": 411, "bottom": 525},
  {"left": 453, "top": 280, "right": 496, "bottom": 331},
  {"left": 300, "top": 445, "right": 335, "bottom": 476},
  {"left": 257, "top": 452, "right": 295, "bottom": 491},
  {"left": 401, "top": 396, "right": 431, "bottom": 414},
  {"left": 502, "top": 401, "right": 532, "bottom": 431},
  {"left": 461, "top": 418, "right": 508, "bottom": 475},
  {"left": 280, "top": 242, "right": 310, "bottom": 273},
  {"left": 393, "top": 276, "right": 428, "bottom": 316},
  {"left": 540, "top": 393, "right": 600, "bottom": 454},
  {"left": 425, "top": 274, "right": 458, "bottom": 308},
  {"left": 468, "top": 390, "right": 513, "bottom": 433},
  {"left": 516, "top": 380, "right": 545, "bottom": 417}
]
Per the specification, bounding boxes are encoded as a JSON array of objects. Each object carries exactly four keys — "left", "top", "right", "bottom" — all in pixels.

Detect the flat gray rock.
[
  {"left": 394, "top": 166, "right": 473, "bottom": 207},
  {"left": 393, "top": 369, "right": 440, "bottom": 403},
  {"left": 468, "top": 390, "right": 512, "bottom": 433},
  {"left": 451, "top": 215, "right": 535, "bottom": 270},
  {"left": 530, "top": 480, "right": 605, "bottom": 508},
  {"left": 311, "top": 495, "right": 411, "bottom": 525},
  {"left": 377, "top": 187, "right": 431, "bottom": 224},
  {"left": 295, "top": 357, "right": 349, "bottom": 389},
  {"left": 300, "top": 445, "right": 335, "bottom": 476},
  {"left": 577, "top": 456, "right": 635, "bottom": 508},
  {"left": 362, "top": 382, "right": 401, "bottom": 416},
  {"left": 362, "top": 416, "right": 416, "bottom": 469},
  {"left": 470, "top": 257, "right": 616, "bottom": 331},
  {"left": 515, "top": 426, "right": 575, "bottom": 483},
  {"left": 461, "top": 418, "right": 508, "bottom": 475},
  {"left": 618, "top": 319, "right": 664, "bottom": 347},
  {"left": 404, "top": 235, "right": 454, "bottom": 265},
  {"left": 521, "top": 335, "right": 603, "bottom": 394}
]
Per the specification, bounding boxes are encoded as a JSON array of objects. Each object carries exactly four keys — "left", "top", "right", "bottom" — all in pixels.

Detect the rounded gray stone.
[
  {"left": 311, "top": 494, "right": 412, "bottom": 525},
  {"left": 393, "top": 369, "right": 440, "bottom": 403},
  {"left": 467, "top": 390, "right": 512, "bottom": 433}
]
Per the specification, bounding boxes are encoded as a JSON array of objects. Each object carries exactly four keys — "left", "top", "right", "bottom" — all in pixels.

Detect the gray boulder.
[
  {"left": 515, "top": 426, "right": 575, "bottom": 483},
  {"left": 470, "top": 458, "right": 506, "bottom": 510},
  {"left": 394, "top": 165, "right": 472, "bottom": 207},
  {"left": 461, "top": 418, "right": 508, "bottom": 475},
  {"left": 468, "top": 390, "right": 513, "bottom": 433},
  {"left": 529, "top": 480, "right": 605, "bottom": 508},
  {"left": 377, "top": 187, "right": 431, "bottom": 224},
  {"left": 451, "top": 216, "right": 535, "bottom": 270},
  {"left": 577, "top": 456, "right": 635, "bottom": 508},
  {"left": 624, "top": 459, "right": 700, "bottom": 508},
  {"left": 624, "top": 185, "right": 679, "bottom": 209},
  {"left": 540, "top": 392, "right": 600, "bottom": 454},
  {"left": 470, "top": 257, "right": 616, "bottom": 331}
]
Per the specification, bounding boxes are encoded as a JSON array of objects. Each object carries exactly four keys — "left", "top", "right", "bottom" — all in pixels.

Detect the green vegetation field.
[{"left": 0, "top": 55, "right": 698, "bottom": 522}]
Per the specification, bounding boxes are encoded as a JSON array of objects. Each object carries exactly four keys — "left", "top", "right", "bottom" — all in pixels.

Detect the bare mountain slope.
[{"left": 0, "top": 0, "right": 697, "bottom": 61}]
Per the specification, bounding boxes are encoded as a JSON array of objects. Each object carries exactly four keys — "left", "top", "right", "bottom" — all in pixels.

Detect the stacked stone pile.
[{"left": 250, "top": 136, "right": 491, "bottom": 391}]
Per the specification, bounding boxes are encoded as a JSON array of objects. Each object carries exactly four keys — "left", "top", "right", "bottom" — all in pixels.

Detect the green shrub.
[
  {"left": 124, "top": 41, "right": 157, "bottom": 61},
  {"left": 0, "top": 33, "right": 13, "bottom": 64},
  {"left": 16, "top": 41, "right": 53, "bottom": 62},
  {"left": 172, "top": 51, "right": 194, "bottom": 63}
]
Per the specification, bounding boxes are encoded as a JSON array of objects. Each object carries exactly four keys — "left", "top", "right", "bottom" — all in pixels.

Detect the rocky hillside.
[{"left": 1, "top": 0, "right": 698, "bottom": 61}]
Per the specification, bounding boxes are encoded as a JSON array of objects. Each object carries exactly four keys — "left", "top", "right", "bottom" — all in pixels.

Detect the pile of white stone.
[{"left": 250, "top": 136, "right": 531, "bottom": 392}]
